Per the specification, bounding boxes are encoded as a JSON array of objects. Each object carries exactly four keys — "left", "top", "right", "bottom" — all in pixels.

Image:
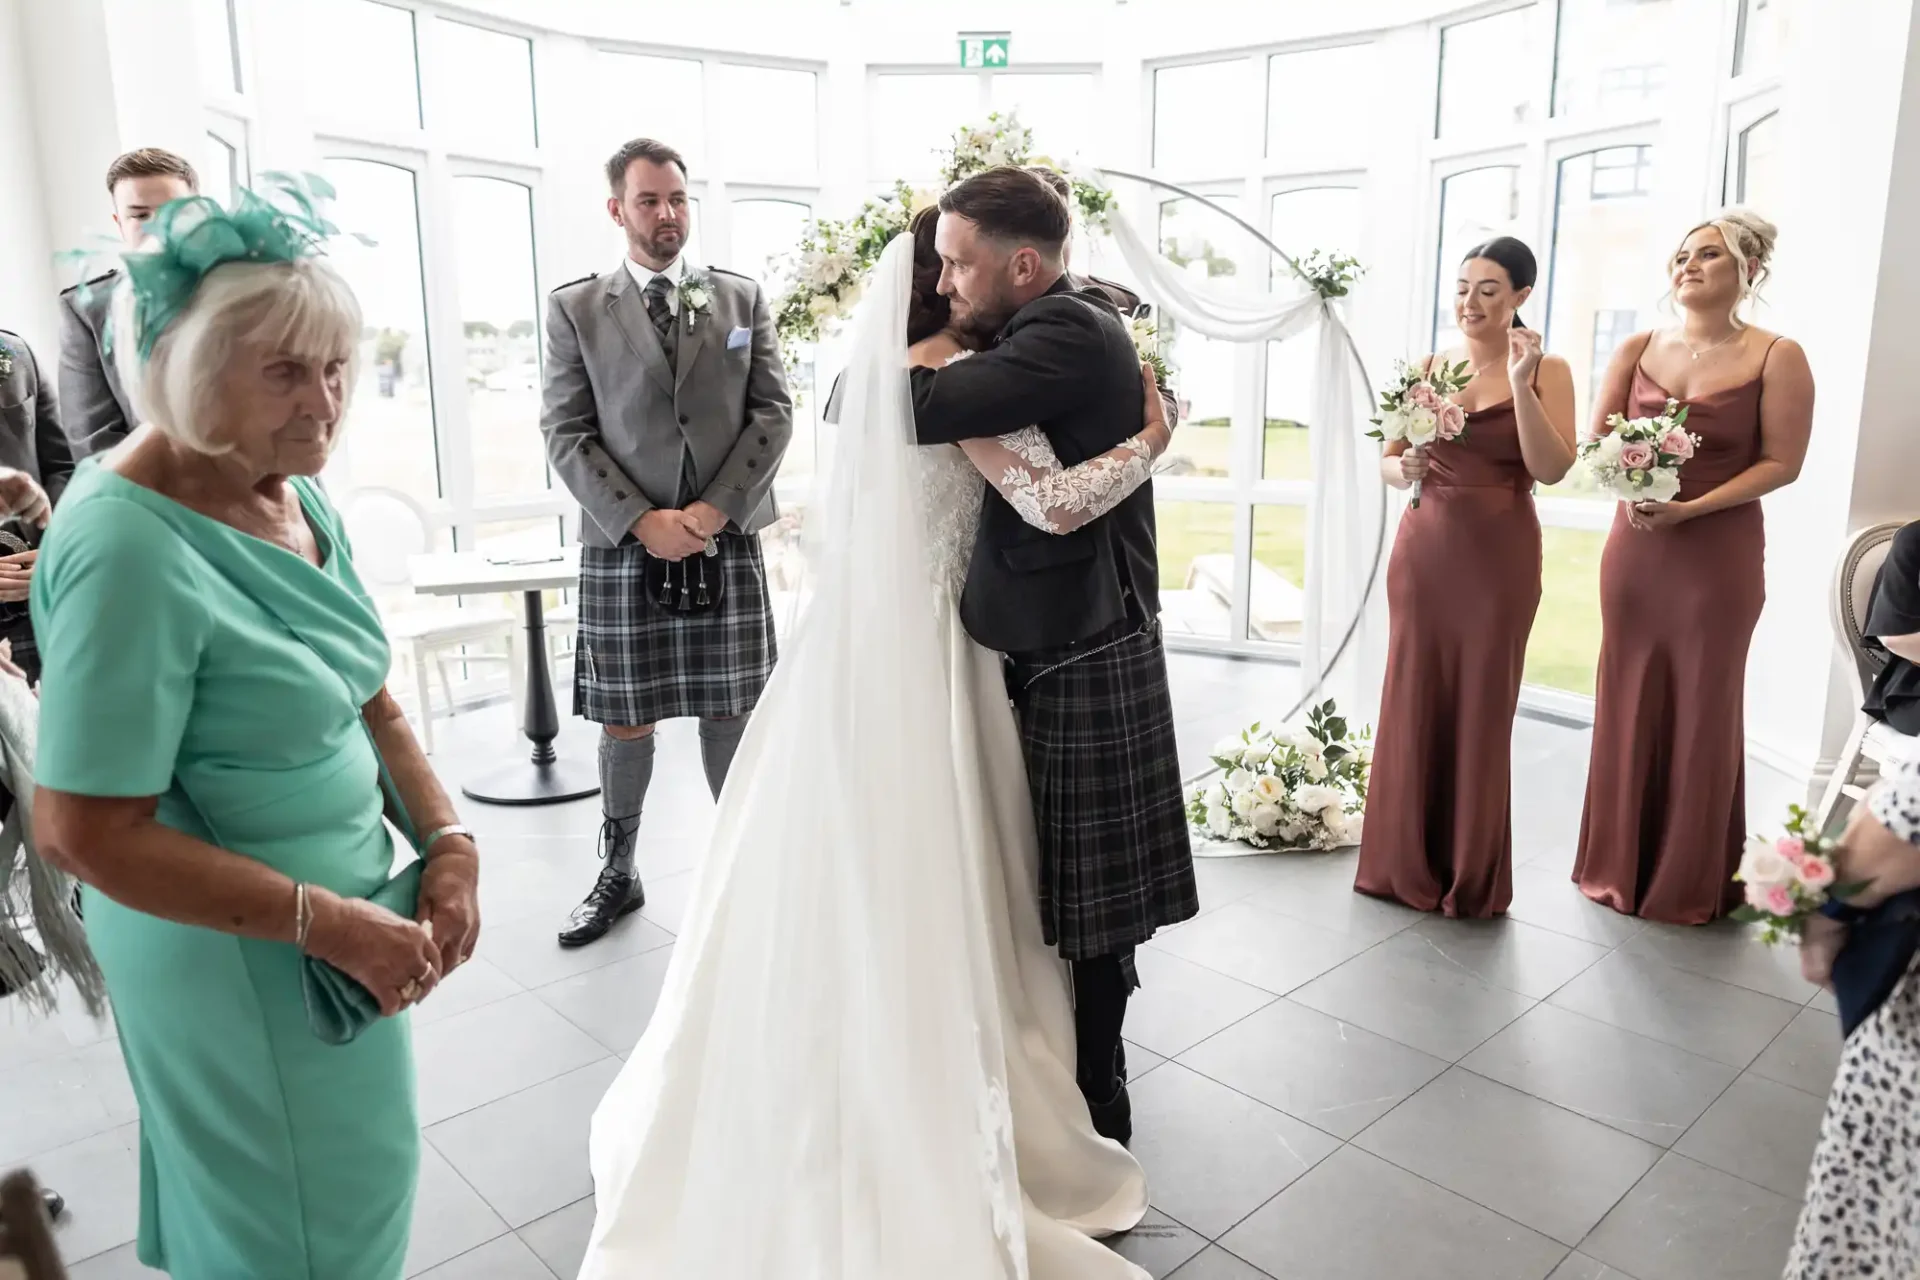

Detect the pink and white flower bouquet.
[
  {"left": 1368, "top": 359, "right": 1471, "bottom": 508},
  {"left": 1730, "top": 805, "right": 1865, "bottom": 944},
  {"left": 1579, "top": 398, "right": 1698, "bottom": 504}
]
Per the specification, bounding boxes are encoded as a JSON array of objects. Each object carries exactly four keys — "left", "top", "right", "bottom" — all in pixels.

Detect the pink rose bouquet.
[
  {"left": 1368, "top": 357, "right": 1472, "bottom": 508},
  {"left": 1578, "top": 397, "right": 1699, "bottom": 505},
  {"left": 1731, "top": 805, "right": 1866, "bottom": 944}
]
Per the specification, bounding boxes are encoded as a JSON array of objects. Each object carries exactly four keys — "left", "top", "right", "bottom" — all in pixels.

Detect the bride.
[{"left": 577, "top": 214, "right": 1172, "bottom": 1279}]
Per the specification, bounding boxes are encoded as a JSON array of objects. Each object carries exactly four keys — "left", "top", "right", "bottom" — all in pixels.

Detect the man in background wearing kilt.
[
  {"left": 908, "top": 168, "right": 1197, "bottom": 1146},
  {"left": 540, "top": 138, "right": 792, "bottom": 947}
]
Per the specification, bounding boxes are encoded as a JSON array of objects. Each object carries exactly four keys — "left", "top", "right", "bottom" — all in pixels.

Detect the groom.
[{"left": 907, "top": 168, "right": 1197, "bottom": 1145}]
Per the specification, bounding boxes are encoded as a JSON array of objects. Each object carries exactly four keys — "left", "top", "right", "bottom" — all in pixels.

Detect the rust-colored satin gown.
[
  {"left": 1355, "top": 401, "right": 1542, "bottom": 916},
  {"left": 1572, "top": 358, "right": 1770, "bottom": 923}
]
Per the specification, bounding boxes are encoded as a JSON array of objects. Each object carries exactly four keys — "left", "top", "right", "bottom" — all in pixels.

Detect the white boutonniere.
[
  {"left": 677, "top": 271, "right": 713, "bottom": 330},
  {"left": 0, "top": 340, "right": 12, "bottom": 380}
]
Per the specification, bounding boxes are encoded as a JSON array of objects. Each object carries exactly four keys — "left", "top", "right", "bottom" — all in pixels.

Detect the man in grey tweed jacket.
[{"left": 540, "top": 138, "right": 792, "bottom": 947}]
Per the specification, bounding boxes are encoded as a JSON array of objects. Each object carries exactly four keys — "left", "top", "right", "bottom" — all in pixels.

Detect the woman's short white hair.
[{"left": 112, "top": 256, "right": 363, "bottom": 455}]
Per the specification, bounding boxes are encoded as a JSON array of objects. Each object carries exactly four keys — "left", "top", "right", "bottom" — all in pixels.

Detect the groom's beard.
[{"left": 634, "top": 224, "right": 684, "bottom": 262}]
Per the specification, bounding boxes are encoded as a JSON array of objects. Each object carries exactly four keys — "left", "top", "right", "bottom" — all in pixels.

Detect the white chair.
[
  {"left": 334, "top": 487, "right": 516, "bottom": 754},
  {"left": 1813, "top": 521, "right": 1912, "bottom": 835}
]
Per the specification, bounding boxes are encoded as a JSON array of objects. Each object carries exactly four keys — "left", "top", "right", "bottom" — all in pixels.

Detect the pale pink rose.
[
  {"left": 1660, "top": 429, "right": 1695, "bottom": 461},
  {"left": 1744, "top": 881, "right": 1774, "bottom": 911},
  {"left": 1409, "top": 382, "right": 1440, "bottom": 411},
  {"left": 1795, "top": 856, "right": 1836, "bottom": 890},
  {"left": 1762, "top": 884, "right": 1797, "bottom": 916},
  {"left": 1437, "top": 400, "right": 1468, "bottom": 440},
  {"left": 1618, "top": 441, "right": 1655, "bottom": 470},
  {"left": 1776, "top": 836, "right": 1806, "bottom": 859}
]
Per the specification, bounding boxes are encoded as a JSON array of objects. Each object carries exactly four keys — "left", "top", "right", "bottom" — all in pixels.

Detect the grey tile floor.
[{"left": 6, "top": 653, "right": 1832, "bottom": 1279}]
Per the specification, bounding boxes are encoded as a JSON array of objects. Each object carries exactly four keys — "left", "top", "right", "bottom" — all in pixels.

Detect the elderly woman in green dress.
[{"left": 30, "top": 183, "right": 481, "bottom": 1279}]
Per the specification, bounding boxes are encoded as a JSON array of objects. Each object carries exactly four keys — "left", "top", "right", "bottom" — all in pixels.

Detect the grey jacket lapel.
[
  {"left": 603, "top": 268, "right": 675, "bottom": 399},
  {"left": 673, "top": 298, "right": 713, "bottom": 394}
]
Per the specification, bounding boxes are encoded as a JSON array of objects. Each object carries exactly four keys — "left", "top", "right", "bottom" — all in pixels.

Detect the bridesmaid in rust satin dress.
[
  {"left": 1357, "top": 239, "right": 1577, "bottom": 917},
  {"left": 1574, "top": 210, "right": 1816, "bottom": 923}
]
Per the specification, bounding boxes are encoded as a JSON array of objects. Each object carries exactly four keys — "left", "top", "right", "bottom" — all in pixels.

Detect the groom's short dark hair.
[
  {"left": 940, "top": 167, "right": 1070, "bottom": 257},
  {"left": 606, "top": 138, "right": 688, "bottom": 194}
]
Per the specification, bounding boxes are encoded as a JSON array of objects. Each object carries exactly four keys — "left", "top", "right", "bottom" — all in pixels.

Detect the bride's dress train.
[{"left": 577, "top": 236, "right": 1149, "bottom": 1279}]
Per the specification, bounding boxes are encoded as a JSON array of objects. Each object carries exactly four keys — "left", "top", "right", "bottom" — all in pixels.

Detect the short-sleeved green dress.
[{"left": 33, "top": 464, "right": 417, "bottom": 1279}]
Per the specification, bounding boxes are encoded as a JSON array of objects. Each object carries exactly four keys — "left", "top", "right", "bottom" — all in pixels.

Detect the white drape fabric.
[{"left": 1104, "top": 201, "right": 1388, "bottom": 726}]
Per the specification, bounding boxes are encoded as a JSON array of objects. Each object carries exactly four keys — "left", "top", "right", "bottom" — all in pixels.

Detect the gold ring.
[{"left": 399, "top": 979, "right": 422, "bottom": 1002}]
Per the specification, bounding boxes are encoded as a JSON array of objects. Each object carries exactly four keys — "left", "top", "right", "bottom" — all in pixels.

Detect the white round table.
[{"left": 407, "top": 548, "right": 599, "bottom": 806}]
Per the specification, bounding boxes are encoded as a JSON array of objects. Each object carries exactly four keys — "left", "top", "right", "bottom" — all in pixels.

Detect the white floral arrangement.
[
  {"left": 1129, "top": 315, "right": 1172, "bottom": 391},
  {"left": 676, "top": 269, "right": 714, "bottom": 329},
  {"left": 0, "top": 339, "right": 11, "bottom": 380},
  {"left": 772, "top": 111, "right": 1115, "bottom": 363},
  {"left": 1187, "top": 701, "right": 1371, "bottom": 852}
]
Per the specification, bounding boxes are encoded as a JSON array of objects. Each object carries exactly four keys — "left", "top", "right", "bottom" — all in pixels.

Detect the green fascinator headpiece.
[{"left": 66, "top": 171, "right": 366, "bottom": 360}]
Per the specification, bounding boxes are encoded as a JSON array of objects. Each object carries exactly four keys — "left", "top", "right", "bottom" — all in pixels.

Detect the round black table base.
[{"left": 461, "top": 756, "right": 601, "bottom": 807}]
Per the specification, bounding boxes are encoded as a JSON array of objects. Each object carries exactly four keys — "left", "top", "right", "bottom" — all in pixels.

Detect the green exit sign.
[{"left": 959, "top": 34, "right": 1010, "bottom": 68}]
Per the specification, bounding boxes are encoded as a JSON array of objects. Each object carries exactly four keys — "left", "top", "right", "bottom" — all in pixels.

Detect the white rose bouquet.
[
  {"left": 1367, "top": 359, "right": 1471, "bottom": 509},
  {"left": 1578, "top": 398, "right": 1697, "bottom": 504},
  {"left": 1186, "top": 700, "right": 1371, "bottom": 852}
]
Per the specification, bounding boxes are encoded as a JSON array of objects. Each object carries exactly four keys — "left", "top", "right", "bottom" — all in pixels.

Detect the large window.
[
  {"left": 194, "top": 0, "right": 242, "bottom": 95},
  {"left": 1248, "top": 505, "right": 1308, "bottom": 642},
  {"left": 1734, "top": 0, "right": 1783, "bottom": 78},
  {"left": 434, "top": 20, "right": 536, "bottom": 151},
  {"left": 1545, "top": 146, "right": 1663, "bottom": 461},
  {"left": 1436, "top": 8, "right": 1535, "bottom": 136},
  {"left": 990, "top": 73, "right": 1097, "bottom": 161},
  {"left": 1432, "top": 166, "right": 1523, "bottom": 351},
  {"left": 1157, "top": 500, "right": 1236, "bottom": 640},
  {"left": 1158, "top": 194, "right": 1251, "bottom": 476},
  {"left": 325, "top": 159, "right": 438, "bottom": 501},
  {"left": 871, "top": 74, "right": 976, "bottom": 180},
  {"left": 1154, "top": 60, "right": 1253, "bottom": 175},
  {"left": 715, "top": 66, "right": 817, "bottom": 181},
  {"left": 1551, "top": 0, "right": 1676, "bottom": 120},
  {"left": 1265, "top": 45, "right": 1374, "bottom": 170},
  {"left": 1266, "top": 187, "right": 1361, "bottom": 481},
  {"left": 308, "top": 0, "right": 421, "bottom": 132},
  {"left": 595, "top": 54, "right": 704, "bottom": 160},
  {"left": 1527, "top": 527, "right": 1606, "bottom": 694},
  {"left": 453, "top": 177, "right": 545, "bottom": 502},
  {"left": 1731, "top": 111, "right": 1780, "bottom": 208},
  {"left": 730, "top": 199, "right": 816, "bottom": 481}
]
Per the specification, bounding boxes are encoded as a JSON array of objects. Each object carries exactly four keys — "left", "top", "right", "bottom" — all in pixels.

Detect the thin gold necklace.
[{"left": 1681, "top": 327, "right": 1743, "bottom": 361}]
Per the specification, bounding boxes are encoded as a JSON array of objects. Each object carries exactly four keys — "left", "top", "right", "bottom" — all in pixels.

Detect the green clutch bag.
[{"left": 299, "top": 858, "right": 423, "bottom": 1047}]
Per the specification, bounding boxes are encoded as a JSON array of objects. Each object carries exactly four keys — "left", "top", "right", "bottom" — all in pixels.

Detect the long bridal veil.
[{"left": 579, "top": 235, "right": 1027, "bottom": 1279}]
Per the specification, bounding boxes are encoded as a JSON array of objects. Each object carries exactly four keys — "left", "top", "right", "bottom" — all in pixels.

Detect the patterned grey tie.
[{"left": 643, "top": 275, "right": 678, "bottom": 363}]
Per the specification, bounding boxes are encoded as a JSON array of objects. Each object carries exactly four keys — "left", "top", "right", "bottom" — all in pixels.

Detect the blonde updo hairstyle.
[
  {"left": 1672, "top": 206, "right": 1778, "bottom": 324},
  {"left": 112, "top": 256, "right": 363, "bottom": 456}
]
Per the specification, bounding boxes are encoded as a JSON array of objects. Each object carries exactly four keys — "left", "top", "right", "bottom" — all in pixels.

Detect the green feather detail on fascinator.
[{"left": 58, "top": 171, "right": 370, "bottom": 359}]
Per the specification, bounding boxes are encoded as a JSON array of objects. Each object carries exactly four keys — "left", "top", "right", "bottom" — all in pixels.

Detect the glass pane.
[
  {"left": 325, "top": 158, "right": 439, "bottom": 502},
  {"left": 203, "top": 133, "right": 239, "bottom": 208},
  {"left": 1437, "top": 7, "right": 1535, "bottom": 136},
  {"left": 194, "top": 0, "right": 241, "bottom": 94},
  {"left": 1431, "top": 166, "right": 1523, "bottom": 350},
  {"left": 595, "top": 54, "right": 704, "bottom": 166},
  {"left": 1543, "top": 146, "right": 1663, "bottom": 498},
  {"left": 871, "top": 74, "right": 977, "bottom": 181},
  {"left": 1525, "top": 526, "right": 1605, "bottom": 694},
  {"left": 1265, "top": 45, "right": 1375, "bottom": 170},
  {"left": 1154, "top": 61, "right": 1253, "bottom": 175},
  {"left": 729, "top": 199, "right": 814, "bottom": 483},
  {"left": 1156, "top": 500, "right": 1234, "bottom": 641},
  {"left": 308, "top": 0, "right": 420, "bottom": 131},
  {"left": 454, "top": 178, "right": 544, "bottom": 502},
  {"left": 1735, "top": 112, "right": 1780, "bottom": 210},
  {"left": 1158, "top": 195, "right": 1251, "bottom": 476},
  {"left": 1248, "top": 505, "right": 1307, "bottom": 642},
  {"left": 1265, "top": 188, "right": 1359, "bottom": 483},
  {"left": 1552, "top": 0, "right": 1676, "bottom": 121},
  {"left": 1734, "top": 0, "right": 1785, "bottom": 77},
  {"left": 715, "top": 66, "right": 817, "bottom": 182},
  {"left": 990, "top": 73, "right": 1096, "bottom": 163},
  {"left": 760, "top": 505, "right": 809, "bottom": 638},
  {"left": 435, "top": 20, "right": 536, "bottom": 150},
  {"left": 1270, "top": 186, "right": 1362, "bottom": 279}
]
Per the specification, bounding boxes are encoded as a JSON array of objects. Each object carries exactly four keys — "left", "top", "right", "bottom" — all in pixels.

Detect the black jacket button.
[
  {"left": 678, "top": 414, "right": 690, "bottom": 426},
  {"left": 746, "top": 460, "right": 757, "bottom": 470},
  {"left": 614, "top": 490, "right": 627, "bottom": 499}
]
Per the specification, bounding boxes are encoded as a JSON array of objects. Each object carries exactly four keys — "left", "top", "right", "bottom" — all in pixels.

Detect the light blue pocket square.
[{"left": 726, "top": 326, "right": 752, "bottom": 350}]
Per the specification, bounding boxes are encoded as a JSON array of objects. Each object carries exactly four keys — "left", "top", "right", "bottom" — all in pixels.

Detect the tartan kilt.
[
  {"left": 1005, "top": 619, "right": 1198, "bottom": 961},
  {"left": 573, "top": 532, "right": 777, "bottom": 726}
]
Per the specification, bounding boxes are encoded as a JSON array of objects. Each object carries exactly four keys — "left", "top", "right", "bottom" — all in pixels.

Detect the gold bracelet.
[{"left": 294, "top": 883, "right": 314, "bottom": 952}]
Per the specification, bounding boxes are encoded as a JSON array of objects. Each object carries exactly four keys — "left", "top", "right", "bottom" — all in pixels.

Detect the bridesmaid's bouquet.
[
  {"left": 1731, "top": 806, "right": 1863, "bottom": 944},
  {"left": 1578, "top": 399, "right": 1697, "bottom": 504},
  {"left": 1187, "top": 701, "right": 1371, "bottom": 852},
  {"left": 1368, "top": 359, "right": 1471, "bottom": 508}
]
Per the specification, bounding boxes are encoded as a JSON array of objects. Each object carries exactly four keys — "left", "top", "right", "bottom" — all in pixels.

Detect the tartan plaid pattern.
[
  {"left": 1006, "top": 620, "right": 1198, "bottom": 960},
  {"left": 573, "top": 533, "right": 777, "bottom": 726}
]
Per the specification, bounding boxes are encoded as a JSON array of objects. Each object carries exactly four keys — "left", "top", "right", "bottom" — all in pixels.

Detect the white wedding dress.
[{"left": 578, "top": 236, "right": 1151, "bottom": 1280}]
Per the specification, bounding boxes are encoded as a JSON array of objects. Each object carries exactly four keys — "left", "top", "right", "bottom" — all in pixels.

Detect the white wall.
[{"left": 0, "top": 0, "right": 55, "bottom": 356}]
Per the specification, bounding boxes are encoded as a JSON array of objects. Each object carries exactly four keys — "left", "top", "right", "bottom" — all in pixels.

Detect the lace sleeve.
[
  {"left": 958, "top": 427, "right": 1156, "bottom": 536},
  {"left": 1870, "top": 754, "right": 1920, "bottom": 845}
]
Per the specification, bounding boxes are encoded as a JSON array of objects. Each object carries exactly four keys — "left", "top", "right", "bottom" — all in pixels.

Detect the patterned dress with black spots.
[{"left": 1783, "top": 759, "right": 1920, "bottom": 1278}]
